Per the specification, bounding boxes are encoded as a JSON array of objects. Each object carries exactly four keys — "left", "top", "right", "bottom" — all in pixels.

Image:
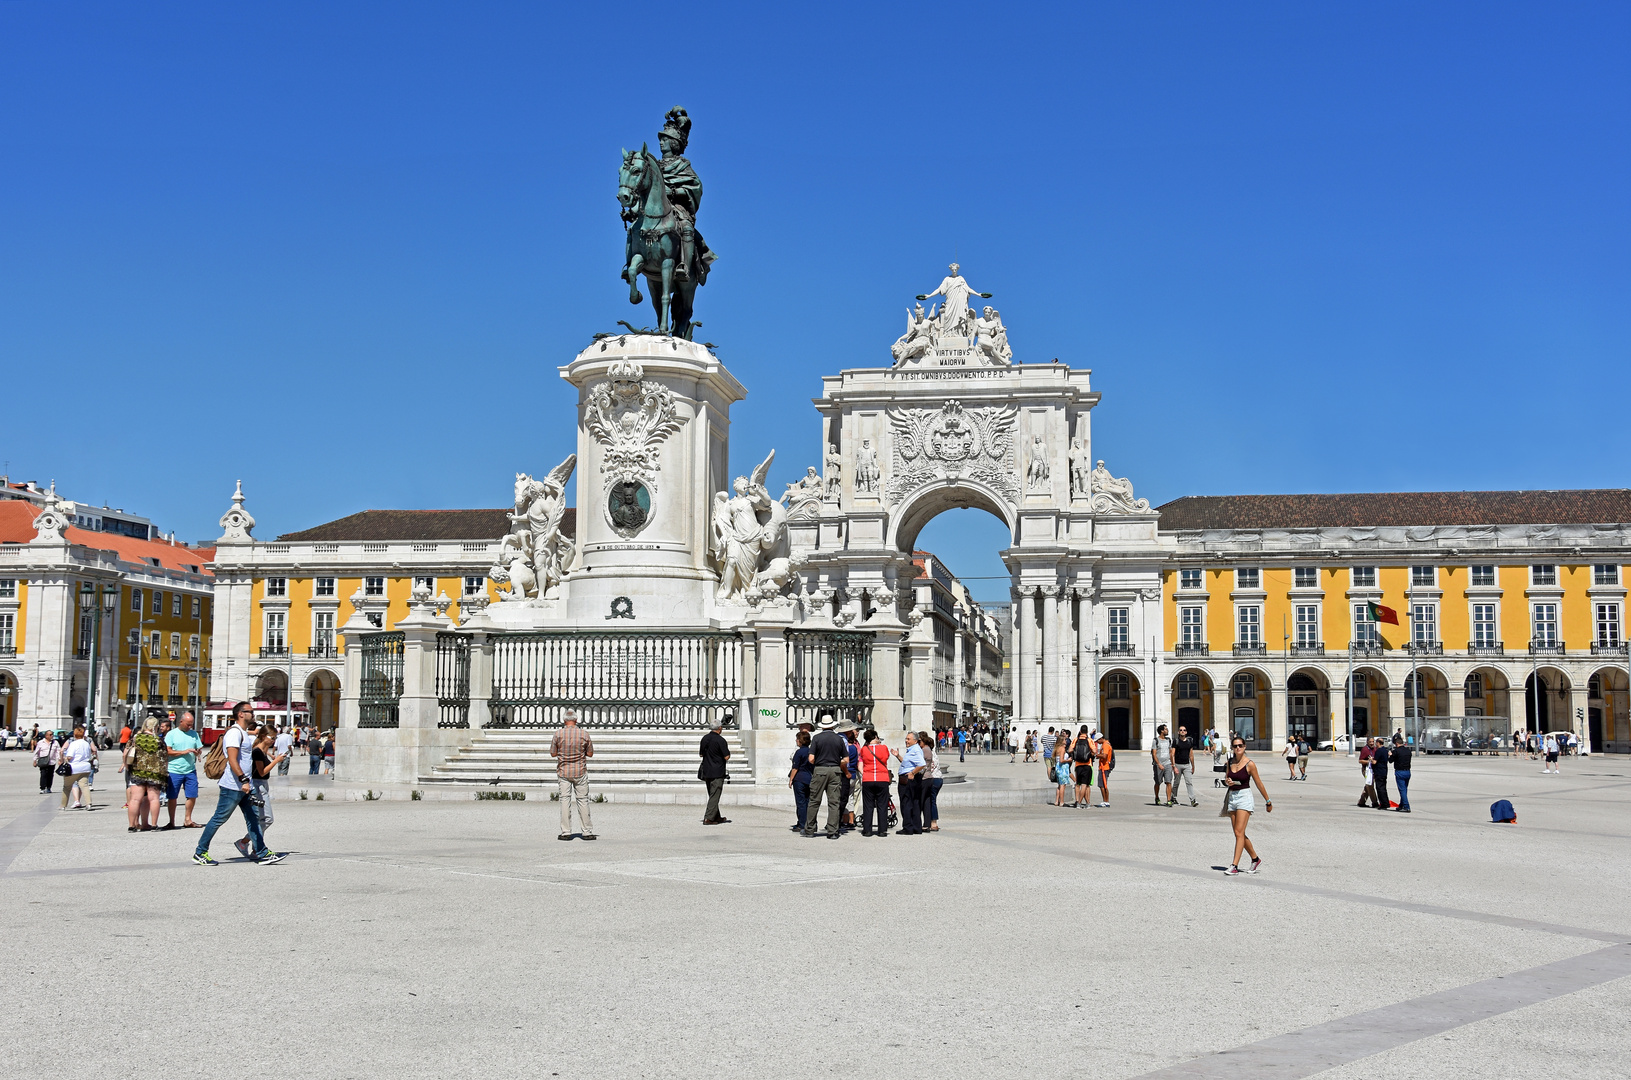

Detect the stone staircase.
[{"left": 421, "top": 728, "right": 752, "bottom": 788}]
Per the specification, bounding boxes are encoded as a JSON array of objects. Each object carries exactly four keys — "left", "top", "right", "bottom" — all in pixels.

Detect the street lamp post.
[{"left": 79, "top": 582, "right": 118, "bottom": 744}]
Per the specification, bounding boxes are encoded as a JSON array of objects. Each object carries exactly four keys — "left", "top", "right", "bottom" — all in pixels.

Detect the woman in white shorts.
[{"left": 1222, "top": 736, "right": 1272, "bottom": 875}]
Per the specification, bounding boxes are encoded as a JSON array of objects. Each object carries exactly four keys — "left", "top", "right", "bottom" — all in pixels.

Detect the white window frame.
[
  {"left": 1236, "top": 604, "right": 1261, "bottom": 645},
  {"left": 1472, "top": 603, "right": 1498, "bottom": 647},
  {"left": 1531, "top": 564, "right": 1557, "bottom": 586},
  {"left": 1594, "top": 564, "right": 1620, "bottom": 586},
  {"left": 265, "top": 577, "right": 287, "bottom": 598},
  {"left": 131, "top": 588, "right": 142, "bottom": 612},
  {"left": 1410, "top": 565, "right": 1436, "bottom": 588},
  {"left": 1351, "top": 604, "right": 1380, "bottom": 647},
  {"left": 264, "top": 611, "right": 286, "bottom": 653},
  {"left": 1236, "top": 568, "right": 1259, "bottom": 590},
  {"left": 463, "top": 575, "right": 486, "bottom": 596},
  {"left": 364, "top": 576, "right": 386, "bottom": 597},
  {"left": 1179, "top": 606, "right": 1204, "bottom": 647},
  {"left": 189, "top": 635, "right": 200, "bottom": 661},
  {"left": 0, "top": 612, "right": 13, "bottom": 650},
  {"left": 1294, "top": 604, "right": 1320, "bottom": 647},
  {"left": 1350, "top": 567, "right": 1376, "bottom": 588},
  {"left": 1293, "top": 567, "right": 1319, "bottom": 589},
  {"left": 0, "top": 579, "right": 15, "bottom": 599},
  {"left": 313, "top": 610, "right": 336, "bottom": 653},
  {"left": 1411, "top": 602, "right": 1438, "bottom": 645},
  {"left": 169, "top": 632, "right": 181, "bottom": 659},
  {"left": 1532, "top": 602, "right": 1559, "bottom": 646},
  {"left": 1230, "top": 672, "right": 1256, "bottom": 700},
  {"left": 1106, "top": 607, "right": 1130, "bottom": 649},
  {"left": 172, "top": 593, "right": 182, "bottom": 616},
  {"left": 1596, "top": 602, "right": 1622, "bottom": 646},
  {"left": 1179, "top": 569, "right": 1202, "bottom": 590},
  {"left": 191, "top": 596, "right": 201, "bottom": 618},
  {"left": 149, "top": 631, "right": 161, "bottom": 658},
  {"left": 1469, "top": 565, "right": 1496, "bottom": 587},
  {"left": 315, "top": 577, "right": 337, "bottom": 597},
  {"left": 151, "top": 590, "right": 163, "bottom": 614}
]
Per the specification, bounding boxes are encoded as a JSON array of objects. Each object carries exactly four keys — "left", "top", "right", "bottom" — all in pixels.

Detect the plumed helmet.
[{"left": 660, "top": 106, "right": 691, "bottom": 151}]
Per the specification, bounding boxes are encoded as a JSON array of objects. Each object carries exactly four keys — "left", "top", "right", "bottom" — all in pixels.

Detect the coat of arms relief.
[
  {"left": 583, "top": 357, "right": 684, "bottom": 536},
  {"left": 886, "top": 399, "right": 1020, "bottom": 505}
]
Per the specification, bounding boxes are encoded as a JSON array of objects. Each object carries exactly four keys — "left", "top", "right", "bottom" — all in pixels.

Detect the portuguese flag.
[{"left": 1367, "top": 601, "right": 1399, "bottom": 625}]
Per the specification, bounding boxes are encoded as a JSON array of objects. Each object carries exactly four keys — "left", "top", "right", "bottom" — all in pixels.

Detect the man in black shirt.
[
  {"left": 1390, "top": 735, "right": 1413, "bottom": 813},
  {"left": 1371, "top": 738, "right": 1392, "bottom": 810},
  {"left": 804, "top": 715, "right": 847, "bottom": 839},
  {"left": 1172, "top": 725, "right": 1198, "bottom": 807},
  {"left": 698, "top": 715, "right": 732, "bottom": 825}
]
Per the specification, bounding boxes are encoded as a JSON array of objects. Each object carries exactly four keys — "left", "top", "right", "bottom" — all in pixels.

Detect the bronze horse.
[{"left": 617, "top": 144, "right": 698, "bottom": 339}]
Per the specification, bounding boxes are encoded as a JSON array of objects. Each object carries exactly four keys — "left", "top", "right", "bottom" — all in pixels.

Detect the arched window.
[
  {"left": 1465, "top": 673, "right": 1485, "bottom": 700},
  {"left": 1105, "top": 672, "right": 1130, "bottom": 699},
  {"left": 1175, "top": 672, "right": 1200, "bottom": 699},
  {"left": 1231, "top": 672, "right": 1256, "bottom": 700},
  {"left": 1287, "top": 672, "right": 1317, "bottom": 692},
  {"left": 1349, "top": 673, "right": 1369, "bottom": 698}
]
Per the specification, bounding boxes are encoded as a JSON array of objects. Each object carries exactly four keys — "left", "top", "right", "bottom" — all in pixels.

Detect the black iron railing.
[
  {"left": 1528, "top": 641, "right": 1565, "bottom": 656},
  {"left": 787, "top": 630, "right": 874, "bottom": 727},
  {"left": 1591, "top": 640, "right": 1627, "bottom": 656},
  {"left": 1233, "top": 642, "right": 1267, "bottom": 657},
  {"left": 1175, "top": 643, "right": 1209, "bottom": 657},
  {"left": 358, "top": 632, "right": 404, "bottom": 728},
  {"left": 1467, "top": 641, "right": 1505, "bottom": 657},
  {"left": 488, "top": 630, "right": 742, "bottom": 728},
  {"left": 436, "top": 632, "right": 471, "bottom": 728}
]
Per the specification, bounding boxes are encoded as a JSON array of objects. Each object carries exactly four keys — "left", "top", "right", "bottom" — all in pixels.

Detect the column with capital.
[
  {"left": 1074, "top": 589, "right": 1095, "bottom": 726},
  {"left": 953, "top": 605, "right": 966, "bottom": 723},
  {"left": 1040, "top": 587, "right": 1060, "bottom": 727}
]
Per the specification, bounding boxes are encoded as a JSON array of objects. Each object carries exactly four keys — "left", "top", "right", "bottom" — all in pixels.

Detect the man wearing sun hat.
[{"left": 803, "top": 713, "right": 847, "bottom": 840}]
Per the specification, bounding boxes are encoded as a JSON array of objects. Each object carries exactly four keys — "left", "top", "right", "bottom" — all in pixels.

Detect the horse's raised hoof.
[{"left": 629, "top": 291, "right": 643, "bottom": 305}]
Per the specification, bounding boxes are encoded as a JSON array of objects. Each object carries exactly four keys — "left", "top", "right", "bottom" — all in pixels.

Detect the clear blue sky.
[{"left": 4, "top": 3, "right": 1628, "bottom": 601}]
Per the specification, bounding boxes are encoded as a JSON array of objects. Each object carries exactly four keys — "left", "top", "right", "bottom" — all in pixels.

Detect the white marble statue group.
[
  {"left": 891, "top": 264, "right": 1012, "bottom": 366},
  {"left": 710, "top": 450, "right": 807, "bottom": 603},
  {"left": 490, "top": 455, "right": 577, "bottom": 601}
]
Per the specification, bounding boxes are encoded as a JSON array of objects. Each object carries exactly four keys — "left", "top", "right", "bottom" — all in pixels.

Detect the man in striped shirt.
[{"left": 550, "top": 710, "right": 596, "bottom": 840}]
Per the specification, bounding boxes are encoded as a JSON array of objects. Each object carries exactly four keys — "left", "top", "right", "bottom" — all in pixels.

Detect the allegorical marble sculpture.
[
  {"left": 710, "top": 451, "right": 789, "bottom": 601},
  {"left": 890, "top": 264, "right": 1012, "bottom": 368},
  {"left": 491, "top": 454, "right": 577, "bottom": 601},
  {"left": 855, "top": 440, "right": 880, "bottom": 495},
  {"left": 1088, "top": 459, "right": 1151, "bottom": 514},
  {"left": 1069, "top": 438, "right": 1093, "bottom": 500}
]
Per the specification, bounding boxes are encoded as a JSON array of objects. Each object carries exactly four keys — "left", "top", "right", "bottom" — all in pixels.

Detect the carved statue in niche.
[
  {"left": 824, "top": 442, "right": 842, "bottom": 499},
  {"left": 710, "top": 450, "right": 789, "bottom": 601},
  {"left": 1087, "top": 459, "right": 1151, "bottom": 514},
  {"left": 1026, "top": 435, "right": 1050, "bottom": 491},
  {"left": 1069, "top": 438, "right": 1092, "bottom": 500},
  {"left": 855, "top": 439, "right": 880, "bottom": 495},
  {"left": 491, "top": 454, "right": 577, "bottom": 600}
]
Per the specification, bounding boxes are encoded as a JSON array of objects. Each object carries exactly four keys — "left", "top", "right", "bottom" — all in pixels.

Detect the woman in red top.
[{"left": 858, "top": 729, "right": 893, "bottom": 837}]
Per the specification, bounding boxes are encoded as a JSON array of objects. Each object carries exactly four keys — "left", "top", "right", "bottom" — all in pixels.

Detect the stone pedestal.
[{"left": 559, "top": 336, "right": 745, "bottom": 628}]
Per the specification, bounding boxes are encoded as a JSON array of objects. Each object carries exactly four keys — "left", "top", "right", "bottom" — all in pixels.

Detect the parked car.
[{"left": 1316, "top": 734, "right": 1355, "bottom": 751}]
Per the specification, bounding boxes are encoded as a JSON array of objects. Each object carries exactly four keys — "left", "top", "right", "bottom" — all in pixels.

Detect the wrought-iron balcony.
[
  {"left": 0, "top": 645, "right": 16, "bottom": 657},
  {"left": 1466, "top": 641, "right": 1505, "bottom": 657},
  {"left": 1174, "top": 643, "right": 1209, "bottom": 657},
  {"left": 1100, "top": 642, "right": 1137, "bottom": 657},
  {"left": 1290, "top": 642, "right": 1325, "bottom": 657},
  {"left": 257, "top": 646, "right": 290, "bottom": 658},
  {"left": 1348, "top": 641, "right": 1386, "bottom": 657},
  {"left": 1590, "top": 640, "right": 1628, "bottom": 656},
  {"left": 1528, "top": 641, "right": 1565, "bottom": 656},
  {"left": 1406, "top": 640, "right": 1443, "bottom": 656},
  {"left": 307, "top": 645, "right": 340, "bottom": 659},
  {"left": 1233, "top": 642, "right": 1268, "bottom": 657}
]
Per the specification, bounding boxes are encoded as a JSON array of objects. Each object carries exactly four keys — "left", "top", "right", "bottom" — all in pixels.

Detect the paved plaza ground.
[{"left": 2, "top": 748, "right": 1628, "bottom": 1079}]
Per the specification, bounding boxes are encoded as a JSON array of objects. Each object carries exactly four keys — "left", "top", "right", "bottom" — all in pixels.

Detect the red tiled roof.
[
  {"left": 1156, "top": 490, "right": 1631, "bottom": 531},
  {"left": 0, "top": 501, "right": 213, "bottom": 575},
  {"left": 277, "top": 508, "right": 576, "bottom": 543}
]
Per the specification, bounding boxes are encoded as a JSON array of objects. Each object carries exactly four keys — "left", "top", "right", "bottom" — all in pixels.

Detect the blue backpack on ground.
[{"left": 1490, "top": 799, "right": 1517, "bottom": 823}]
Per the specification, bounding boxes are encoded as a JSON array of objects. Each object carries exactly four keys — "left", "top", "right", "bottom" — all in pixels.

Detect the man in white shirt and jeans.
[{"left": 193, "top": 702, "right": 282, "bottom": 865}]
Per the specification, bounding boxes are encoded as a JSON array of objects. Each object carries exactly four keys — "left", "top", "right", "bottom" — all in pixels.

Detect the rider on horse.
[{"left": 656, "top": 107, "right": 715, "bottom": 286}]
